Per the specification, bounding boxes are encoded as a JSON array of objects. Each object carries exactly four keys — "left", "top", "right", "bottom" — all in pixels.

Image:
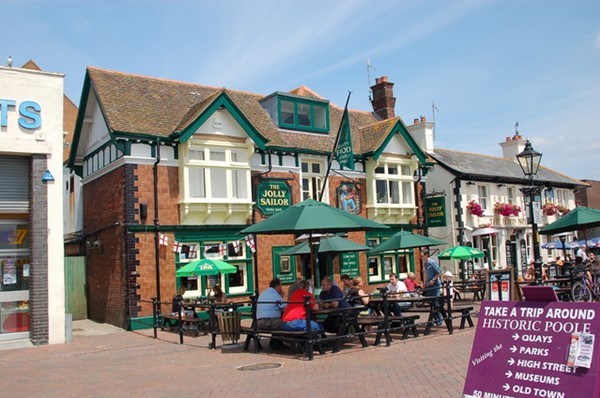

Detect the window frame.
[
  {"left": 183, "top": 143, "right": 252, "bottom": 202},
  {"left": 372, "top": 161, "right": 414, "bottom": 206},
  {"left": 301, "top": 159, "right": 325, "bottom": 201},
  {"left": 277, "top": 95, "right": 330, "bottom": 133}
]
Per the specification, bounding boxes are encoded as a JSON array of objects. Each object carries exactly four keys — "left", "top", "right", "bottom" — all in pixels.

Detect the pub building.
[
  {"left": 68, "top": 68, "right": 434, "bottom": 329},
  {"left": 0, "top": 61, "right": 66, "bottom": 346}
]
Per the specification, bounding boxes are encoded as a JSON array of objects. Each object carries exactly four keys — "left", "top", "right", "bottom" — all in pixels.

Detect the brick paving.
[{"left": 0, "top": 305, "right": 481, "bottom": 398}]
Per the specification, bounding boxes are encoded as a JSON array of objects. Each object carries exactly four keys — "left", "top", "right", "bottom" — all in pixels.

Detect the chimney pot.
[
  {"left": 370, "top": 75, "right": 396, "bottom": 120},
  {"left": 506, "top": 137, "right": 512, "bottom": 142},
  {"left": 420, "top": 116, "right": 426, "bottom": 123},
  {"left": 414, "top": 118, "right": 419, "bottom": 124}
]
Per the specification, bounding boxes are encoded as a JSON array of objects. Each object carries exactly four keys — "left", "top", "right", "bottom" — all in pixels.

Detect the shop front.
[{"left": 0, "top": 65, "right": 65, "bottom": 346}]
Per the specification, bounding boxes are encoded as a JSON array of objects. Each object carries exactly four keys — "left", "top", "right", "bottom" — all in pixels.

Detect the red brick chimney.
[{"left": 370, "top": 76, "right": 396, "bottom": 120}]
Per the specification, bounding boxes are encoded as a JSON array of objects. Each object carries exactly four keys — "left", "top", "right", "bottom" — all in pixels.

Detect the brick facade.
[{"left": 29, "top": 155, "right": 49, "bottom": 345}]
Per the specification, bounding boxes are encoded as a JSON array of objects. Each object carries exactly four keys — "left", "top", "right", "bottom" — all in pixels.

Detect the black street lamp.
[{"left": 516, "top": 140, "right": 543, "bottom": 285}]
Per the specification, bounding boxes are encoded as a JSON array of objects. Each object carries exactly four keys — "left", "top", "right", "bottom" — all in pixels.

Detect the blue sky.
[{"left": 5, "top": 0, "right": 600, "bottom": 180}]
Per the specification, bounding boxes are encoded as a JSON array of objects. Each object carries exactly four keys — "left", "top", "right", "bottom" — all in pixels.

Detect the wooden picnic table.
[
  {"left": 311, "top": 306, "right": 369, "bottom": 352},
  {"left": 369, "top": 294, "right": 454, "bottom": 336}
]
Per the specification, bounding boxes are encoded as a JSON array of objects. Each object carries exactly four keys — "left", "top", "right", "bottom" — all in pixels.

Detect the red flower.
[{"left": 467, "top": 200, "right": 484, "bottom": 217}]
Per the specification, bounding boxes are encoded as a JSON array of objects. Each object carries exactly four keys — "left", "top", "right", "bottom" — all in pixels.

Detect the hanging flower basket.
[
  {"left": 556, "top": 205, "right": 570, "bottom": 215},
  {"left": 493, "top": 202, "right": 522, "bottom": 217},
  {"left": 542, "top": 203, "right": 558, "bottom": 216},
  {"left": 467, "top": 200, "right": 484, "bottom": 217}
]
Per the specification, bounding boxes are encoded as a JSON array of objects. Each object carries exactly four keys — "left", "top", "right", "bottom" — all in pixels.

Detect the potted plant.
[{"left": 467, "top": 200, "right": 484, "bottom": 217}]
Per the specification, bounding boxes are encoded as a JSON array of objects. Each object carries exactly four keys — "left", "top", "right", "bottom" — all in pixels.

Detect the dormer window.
[{"left": 261, "top": 93, "right": 330, "bottom": 133}]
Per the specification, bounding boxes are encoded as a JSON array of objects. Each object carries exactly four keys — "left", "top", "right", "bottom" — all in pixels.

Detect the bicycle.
[{"left": 570, "top": 264, "right": 600, "bottom": 302}]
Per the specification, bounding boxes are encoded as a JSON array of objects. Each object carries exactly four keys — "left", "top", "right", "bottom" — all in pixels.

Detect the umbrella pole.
[{"left": 309, "top": 234, "right": 318, "bottom": 289}]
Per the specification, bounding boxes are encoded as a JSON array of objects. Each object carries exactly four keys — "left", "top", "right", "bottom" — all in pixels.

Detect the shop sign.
[
  {"left": 464, "top": 300, "right": 600, "bottom": 397},
  {"left": 425, "top": 196, "right": 447, "bottom": 227},
  {"left": 0, "top": 99, "right": 41, "bottom": 129},
  {"left": 256, "top": 180, "right": 291, "bottom": 216}
]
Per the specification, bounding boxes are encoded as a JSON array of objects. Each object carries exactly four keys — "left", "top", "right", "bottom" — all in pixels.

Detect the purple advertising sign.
[{"left": 463, "top": 300, "right": 600, "bottom": 398}]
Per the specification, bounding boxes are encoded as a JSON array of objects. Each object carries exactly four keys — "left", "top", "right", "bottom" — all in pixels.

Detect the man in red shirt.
[{"left": 282, "top": 280, "right": 322, "bottom": 331}]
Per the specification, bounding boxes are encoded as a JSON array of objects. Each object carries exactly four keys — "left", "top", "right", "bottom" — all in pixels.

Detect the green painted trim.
[
  {"left": 129, "top": 316, "right": 155, "bottom": 331},
  {"left": 68, "top": 72, "right": 91, "bottom": 172},
  {"left": 176, "top": 93, "right": 267, "bottom": 150},
  {"left": 277, "top": 95, "right": 330, "bottom": 133},
  {"left": 372, "top": 120, "right": 431, "bottom": 167},
  {"left": 127, "top": 224, "right": 247, "bottom": 233}
]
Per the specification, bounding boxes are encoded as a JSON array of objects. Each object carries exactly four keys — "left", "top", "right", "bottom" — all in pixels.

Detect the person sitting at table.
[
  {"left": 287, "top": 277, "right": 303, "bottom": 300},
  {"left": 524, "top": 259, "right": 548, "bottom": 282},
  {"left": 212, "top": 285, "right": 227, "bottom": 304},
  {"left": 386, "top": 273, "right": 411, "bottom": 315},
  {"left": 257, "top": 278, "right": 287, "bottom": 349},
  {"left": 403, "top": 272, "right": 422, "bottom": 296},
  {"left": 319, "top": 276, "right": 350, "bottom": 333},
  {"left": 340, "top": 274, "right": 353, "bottom": 293},
  {"left": 170, "top": 286, "right": 197, "bottom": 331},
  {"left": 346, "top": 277, "right": 370, "bottom": 316},
  {"left": 282, "top": 280, "right": 322, "bottom": 331},
  {"left": 172, "top": 285, "right": 187, "bottom": 315}
]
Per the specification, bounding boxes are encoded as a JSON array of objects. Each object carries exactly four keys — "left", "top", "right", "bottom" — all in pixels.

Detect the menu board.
[
  {"left": 488, "top": 269, "right": 514, "bottom": 301},
  {"left": 463, "top": 301, "right": 600, "bottom": 397}
]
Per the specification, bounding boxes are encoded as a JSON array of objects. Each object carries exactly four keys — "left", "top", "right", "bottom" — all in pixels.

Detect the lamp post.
[{"left": 516, "top": 140, "right": 543, "bottom": 285}]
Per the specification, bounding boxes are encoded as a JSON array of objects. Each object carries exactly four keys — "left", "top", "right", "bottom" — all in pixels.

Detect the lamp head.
[{"left": 516, "top": 140, "right": 542, "bottom": 177}]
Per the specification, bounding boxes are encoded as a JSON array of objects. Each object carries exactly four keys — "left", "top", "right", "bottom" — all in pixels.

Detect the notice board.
[{"left": 463, "top": 301, "right": 600, "bottom": 398}]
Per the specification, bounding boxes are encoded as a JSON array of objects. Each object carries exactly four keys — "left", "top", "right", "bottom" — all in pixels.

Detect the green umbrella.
[
  {"left": 437, "top": 245, "right": 485, "bottom": 260},
  {"left": 240, "top": 199, "right": 389, "bottom": 235},
  {"left": 370, "top": 230, "right": 446, "bottom": 253},
  {"left": 240, "top": 199, "right": 387, "bottom": 286},
  {"left": 281, "top": 235, "right": 372, "bottom": 256},
  {"left": 539, "top": 206, "right": 600, "bottom": 235},
  {"left": 175, "top": 258, "right": 237, "bottom": 277}
]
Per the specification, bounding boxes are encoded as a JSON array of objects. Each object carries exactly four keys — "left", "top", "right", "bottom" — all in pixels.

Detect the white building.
[
  {"left": 409, "top": 121, "right": 586, "bottom": 280},
  {"left": 0, "top": 62, "right": 65, "bottom": 347}
]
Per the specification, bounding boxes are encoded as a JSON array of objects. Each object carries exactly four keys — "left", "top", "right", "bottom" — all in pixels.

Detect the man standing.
[
  {"left": 422, "top": 250, "right": 444, "bottom": 326},
  {"left": 577, "top": 245, "right": 589, "bottom": 263}
]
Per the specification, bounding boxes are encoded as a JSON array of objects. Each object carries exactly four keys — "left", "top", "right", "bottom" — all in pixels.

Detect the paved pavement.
[{"left": 0, "top": 307, "right": 481, "bottom": 398}]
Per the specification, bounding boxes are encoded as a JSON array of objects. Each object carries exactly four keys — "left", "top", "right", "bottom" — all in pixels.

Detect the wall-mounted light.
[
  {"left": 42, "top": 170, "right": 55, "bottom": 182},
  {"left": 497, "top": 183, "right": 505, "bottom": 187},
  {"left": 466, "top": 181, "right": 476, "bottom": 186},
  {"left": 140, "top": 203, "right": 148, "bottom": 221}
]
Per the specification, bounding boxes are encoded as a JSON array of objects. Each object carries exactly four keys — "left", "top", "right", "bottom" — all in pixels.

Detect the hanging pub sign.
[
  {"left": 425, "top": 196, "right": 447, "bottom": 227},
  {"left": 336, "top": 182, "right": 360, "bottom": 214},
  {"left": 256, "top": 179, "right": 291, "bottom": 216}
]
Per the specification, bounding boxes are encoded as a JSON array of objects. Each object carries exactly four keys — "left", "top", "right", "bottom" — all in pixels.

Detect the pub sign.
[
  {"left": 425, "top": 196, "right": 447, "bottom": 227},
  {"left": 256, "top": 179, "right": 291, "bottom": 216}
]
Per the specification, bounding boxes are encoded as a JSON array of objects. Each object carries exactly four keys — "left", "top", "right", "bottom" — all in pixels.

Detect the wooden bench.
[
  {"left": 453, "top": 282, "right": 485, "bottom": 300},
  {"left": 241, "top": 295, "right": 368, "bottom": 360},
  {"left": 160, "top": 313, "right": 209, "bottom": 337},
  {"left": 451, "top": 306, "right": 475, "bottom": 329},
  {"left": 240, "top": 295, "right": 329, "bottom": 360},
  {"left": 357, "top": 314, "right": 420, "bottom": 345}
]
